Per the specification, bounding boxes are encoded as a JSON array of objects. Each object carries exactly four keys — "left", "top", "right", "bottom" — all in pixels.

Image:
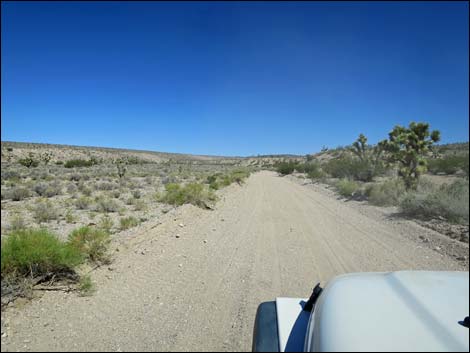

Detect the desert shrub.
[
  {"left": 206, "top": 174, "right": 219, "bottom": 185},
  {"left": 335, "top": 179, "right": 360, "bottom": 198},
  {"left": 66, "top": 183, "right": 78, "bottom": 194},
  {"left": 400, "top": 179, "right": 469, "bottom": 223},
  {"left": 64, "top": 159, "right": 97, "bottom": 168},
  {"left": 111, "top": 190, "right": 121, "bottom": 199},
  {"left": 65, "top": 210, "right": 77, "bottom": 224},
  {"left": 132, "top": 190, "right": 141, "bottom": 199},
  {"left": 230, "top": 169, "right": 250, "bottom": 184},
  {"left": 81, "top": 187, "right": 92, "bottom": 197},
  {"left": 68, "top": 226, "right": 110, "bottom": 263},
  {"left": 33, "top": 182, "right": 61, "bottom": 197},
  {"left": 133, "top": 199, "right": 147, "bottom": 211},
  {"left": 427, "top": 154, "right": 469, "bottom": 175},
  {"left": 75, "top": 196, "right": 92, "bottom": 210},
  {"left": 95, "top": 182, "right": 116, "bottom": 191},
  {"left": 95, "top": 197, "right": 120, "bottom": 213},
  {"left": 302, "top": 163, "right": 326, "bottom": 180},
  {"left": 2, "top": 170, "right": 20, "bottom": 182},
  {"left": 32, "top": 200, "right": 59, "bottom": 223},
  {"left": 365, "top": 179, "right": 406, "bottom": 206},
  {"left": 7, "top": 187, "right": 30, "bottom": 201},
  {"left": 1, "top": 229, "right": 83, "bottom": 278},
  {"left": 18, "top": 154, "right": 39, "bottom": 168},
  {"left": 323, "top": 156, "right": 380, "bottom": 182},
  {"left": 276, "top": 162, "right": 297, "bottom": 175},
  {"left": 158, "top": 183, "right": 216, "bottom": 208},
  {"left": 69, "top": 173, "right": 82, "bottom": 182},
  {"left": 119, "top": 216, "right": 140, "bottom": 230}
]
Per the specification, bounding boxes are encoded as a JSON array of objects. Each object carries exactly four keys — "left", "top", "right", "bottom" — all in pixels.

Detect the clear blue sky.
[{"left": 1, "top": 1, "right": 468, "bottom": 156}]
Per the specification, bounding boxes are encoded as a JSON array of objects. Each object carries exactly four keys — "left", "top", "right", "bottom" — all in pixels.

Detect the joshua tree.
[{"left": 379, "top": 122, "right": 440, "bottom": 190}]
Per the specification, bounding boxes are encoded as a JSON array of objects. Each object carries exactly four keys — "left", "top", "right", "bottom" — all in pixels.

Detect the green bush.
[
  {"left": 400, "top": 179, "right": 469, "bottom": 223},
  {"left": 336, "top": 179, "right": 360, "bottom": 198},
  {"left": 1, "top": 229, "right": 83, "bottom": 278},
  {"left": 366, "top": 179, "right": 406, "bottom": 206},
  {"left": 427, "top": 154, "right": 469, "bottom": 175},
  {"left": 120, "top": 216, "right": 140, "bottom": 230},
  {"left": 68, "top": 226, "right": 110, "bottom": 263},
  {"left": 158, "top": 183, "right": 216, "bottom": 208},
  {"left": 18, "top": 155, "right": 39, "bottom": 168},
  {"left": 64, "top": 159, "right": 97, "bottom": 168},
  {"left": 323, "top": 156, "right": 381, "bottom": 182},
  {"left": 276, "top": 162, "right": 297, "bottom": 175}
]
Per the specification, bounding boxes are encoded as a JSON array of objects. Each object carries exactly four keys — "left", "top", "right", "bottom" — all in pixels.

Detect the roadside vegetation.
[
  {"left": 276, "top": 122, "right": 469, "bottom": 229},
  {"left": 1, "top": 143, "right": 260, "bottom": 305}
]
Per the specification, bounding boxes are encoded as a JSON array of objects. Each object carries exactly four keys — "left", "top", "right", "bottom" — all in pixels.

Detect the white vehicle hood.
[{"left": 277, "top": 271, "right": 469, "bottom": 352}]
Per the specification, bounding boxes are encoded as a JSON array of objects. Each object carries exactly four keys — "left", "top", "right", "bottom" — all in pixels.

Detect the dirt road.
[{"left": 1, "top": 171, "right": 466, "bottom": 351}]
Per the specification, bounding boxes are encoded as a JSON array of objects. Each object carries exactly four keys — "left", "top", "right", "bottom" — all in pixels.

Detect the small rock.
[
  {"left": 434, "top": 246, "right": 441, "bottom": 251},
  {"left": 178, "top": 264, "right": 183, "bottom": 268},
  {"left": 179, "top": 223, "right": 184, "bottom": 228},
  {"left": 221, "top": 218, "right": 225, "bottom": 221},
  {"left": 175, "top": 234, "right": 180, "bottom": 239},
  {"left": 203, "top": 240, "right": 207, "bottom": 244},
  {"left": 108, "top": 267, "right": 114, "bottom": 271},
  {"left": 2, "top": 333, "right": 7, "bottom": 338},
  {"left": 456, "top": 256, "right": 467, "bottom": 261},
  {"left": 141, "top": 250, "right": 146, "bottom": 255}
]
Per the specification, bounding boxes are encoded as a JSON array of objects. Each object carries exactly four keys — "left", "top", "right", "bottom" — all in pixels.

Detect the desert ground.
[{"left": 1, "top": 169, "right": 468, "bottom": 352}]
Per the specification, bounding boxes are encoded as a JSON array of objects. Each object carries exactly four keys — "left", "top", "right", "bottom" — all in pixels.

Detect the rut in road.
[{"left": 2, "top": 171, "right": 463, "bottom": 352}]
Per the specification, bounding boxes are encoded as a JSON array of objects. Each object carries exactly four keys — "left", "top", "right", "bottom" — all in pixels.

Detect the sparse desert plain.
[{"left": 1, "top": 141, "right": 468, "bottom": 351}]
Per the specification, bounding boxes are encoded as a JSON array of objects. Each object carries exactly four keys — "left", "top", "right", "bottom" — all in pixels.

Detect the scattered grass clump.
[
  {"left": 68, "top": 226, "right": 110, "bottom": 264},
  {"left": 98, "top": 215, "right": 113, "bottom": 234},
  {"left": 400, "top": 179, "right": 469, "bottom": 224},
  {"left": 119, "top": 216, "right": 140, "bottom": 230},
  {"left": 1, "top": 229, "right": 83, "bottom": 279},
  {"left": 365, "top": 178, "right": 406, "bottom": 206},
  {"left": 335, "top": 179, "right": 360, "bottom": 198},
  {"left": 78, "top": 275, "right": 95, "bottom": 296},
  {"left": 158, "top": 183, "right": 216, "bottom": 208},
  {"left": 8, "top": 213, "right": 27, "bottom": 232}
]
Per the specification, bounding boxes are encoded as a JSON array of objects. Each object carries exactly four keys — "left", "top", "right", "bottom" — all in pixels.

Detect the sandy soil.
[{"left": 1, "top": 171, "right": 467, "bottom": 352}]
